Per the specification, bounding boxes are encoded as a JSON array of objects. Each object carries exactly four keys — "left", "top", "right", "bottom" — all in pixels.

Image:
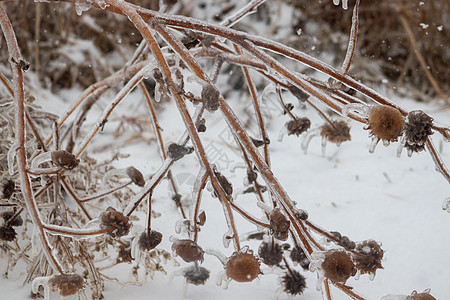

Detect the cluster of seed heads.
[
  {"left": 48, "top": 274, "right": 85, "bottom": 297},
  {"left": 100, "top": 207, "right": 131, "bottom": 238}
]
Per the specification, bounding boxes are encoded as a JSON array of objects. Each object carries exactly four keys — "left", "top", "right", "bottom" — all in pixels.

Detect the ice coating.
[{"left": 32, "top": 276, "right": 50, "bottom": 300}]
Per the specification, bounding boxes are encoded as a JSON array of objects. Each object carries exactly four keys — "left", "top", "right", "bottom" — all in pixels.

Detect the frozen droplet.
[
  {"left": 75, "top": 2, "right": 91, "bottom": 16},
  {"left": 97, "top": 0, "right": 109, "bottom": 9},
  {"left": 222, "top": 228, "right": 233, "bottom": 248},
  {"left": 321, "top": 136, "right": 327, "bottom": 156},
  {"left": 407, "top": 148, "right": 413, "bottom": 157},
  {"left": 382, "top": 139, "right": 390, "bottom": 147},
  {"left": 369, "top": 272, "right": 376, "bottom": 281}
]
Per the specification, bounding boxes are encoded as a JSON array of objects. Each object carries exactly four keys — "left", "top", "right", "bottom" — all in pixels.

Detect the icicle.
[
  {"left": 216, "top": 271, "right": 230, "bottom": 289},
  {"left": 321, "top": 136, "right": 328, "bottom": 156},
  {"left": 407, "top": 148, "right": 413, "bottom": 157},
  {"left": 397, "top": 134, "right": 406, "bottom": 157},
  {"left": 341, "top": 103, "right": 369, "bottom": 120},
  {"left": 7, "top": 142, "right": 18, "bottom": 175},
  {"left": 278, "top": 126, "right": 287, "bottom": 142},
  {"left": 382, "top": 139, "right": 390, "bottom": 147},
  {"left": 369, "top": 272, "right": 376, "bottom": 281},
  {"left": 31, "top": 226, "right": 40, "bottom": 257},
  {"left": 442, "top": 197, "right": 450, "bottom": 213},
  {"left": 332, "top": 0, "right": 348, "bottom": 10},
  {"left": 32, "top": 276, "right": 51, "bottom": 300},
  {"left": 75, "top": 2, "right": 91, "bottom": 16},
  {"left": 368, "top": 137, "right": 380, "bottom": 153},
  {"left": 30, "top": 151, "right": 52, "bottom": 169}
]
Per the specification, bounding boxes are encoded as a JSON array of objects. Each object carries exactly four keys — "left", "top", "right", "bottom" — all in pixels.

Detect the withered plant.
[{"left": 0, "top": 0, "right": 448, "bottom": 299}]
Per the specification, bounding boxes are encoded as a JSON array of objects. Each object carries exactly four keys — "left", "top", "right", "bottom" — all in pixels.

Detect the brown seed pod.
[
  {"left": 226, "top": 250, "right": 261, "bottom": 282},
  {"left": 407, "top": 290, "right": 437, "bottom": 300},
  {"left": 172, "top": 239, "right": 204, "bottom": 263},
  {"left": 167, "top": 143, "right": 194, "bottom": 161},
  {"left": 51, "top": 150, "right": 79, "bottom": 170},
  {"left": 281, "top": 270, "right": 307, "bottom": 296},
  {"left": 321, "top": 120, "right": 351, "bottom": 145},
  {"left": 48, "top": 274, "right": 85, "bottom": 297},
  {"left": 213, "top": 168, "right": 233, "bottom": 197},
  {"left": 183, "top": 265, "right": 210, "bottom": 285},
  {"left": 1, "top": 178, "right": 15, "bottom": 199},
  {"left": 126, "top": 166, "right": 145, "bottom": 187},
  {"left": 0, "top": 226, "right": 16, "bottom": 241},
  {"left": 196, "top": 118, "right": 206, "bottom": 132},
  {"left": 321, "top": 250, "right": 356, "bottom": 283},
  {"left": 138, "top": 230, "right": 163, "bottom": 251},
  {"left": 290, "top": 247, "right": 310, "bottom": 270},
  {"left": 353, "top": 240, "right": 384, "bottom": 276},
  {"left": 404, "top": 110, "right": 434, "bottom": 153},
  {"left": 201, "top": 84, "right": 220, "bottom": 113},
  {"left": 288, "top": 85, "right": 309, "bottom": 102},
  {"left": 269, "top": 208, "right": 290, "bottom": 241},
  {"left": 1, "top": 211, "right": 23, "bottom": 227},
  {"left": 367, "top": 105, "right": 404, "bottom": 142},
  {"left": 100, "top": 207, "right": 131, "bottom": 238},
  {"left": 286, "top": 118, "right": 311, "bottom": 136},
  {"left": 258, "top": 241, "right": 283, "bottom": 266}
]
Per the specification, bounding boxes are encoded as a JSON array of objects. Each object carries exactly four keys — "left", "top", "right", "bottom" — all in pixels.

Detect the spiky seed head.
[
  {"left": 269, "top": 208, "right": 290, "bottom": 241},
  {"left": 226, "top": 251, "right": 261, "bottom": 282},
  {"left": 100, "top": 207, "right": 131, "bottom": 238},
  {"left": 286, "top": 118, "right": 311, "bottom": 136},
  {"left": 172, "top": 239, "right": 204, "bottom": 263},
  {"left": 320, "top": 120, "right": 351, "bottom": 145},
  {"left": 404, "top": 110, "right": 433, "bottom": 153},
  {"left": 184, "top": 265, "right": 210, "bottom": 285},
  {"left": 321, "top": 250, "right": 356, "bottom": 283},
  {"left": 48, "top": 274, "right": 85, "bottom": 297},
  {"left": 367, "top": 105, "right": 404, "bottom": 142},
  {"left": 126, "top": 166, "right": 145, "bottom": 187},
  {"left": 281, "top": 270, "right": 307, "bottom": 296},
  {"left": 290, "top": 247, "right": 310, "bottom": 270},
  {"left": 138, "top": 230, "right": 163, "bottom": 251},
  {"left": 51, "top": 150, "right": 79, "bottom": 170},
  {"left": 258, "top": 241, "right": 283, "bottom": 266},
  {"left": 353, "top": 240, "right": 384, "bottom": 276}
]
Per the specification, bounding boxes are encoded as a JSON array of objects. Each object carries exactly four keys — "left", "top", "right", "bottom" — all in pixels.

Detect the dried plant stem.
[
  {"left": 192, "top": 170, "right": 208, "bottom": 243},
  {"left": 0, "top": 6, "right": 64, "bottom": 274}
]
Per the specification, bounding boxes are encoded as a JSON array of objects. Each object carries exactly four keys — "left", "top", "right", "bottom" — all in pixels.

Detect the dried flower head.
[
  {"left": 126, "top": 166, "right": 145, "bottom": 187},
  {"left": 226, "top": 250, "right": 261, "bottom": 282},
  {"left": 48, "top": 274, "right": 85, "bottom": 297},
  {"left": 321, "top": 250, "right": 356, "bottom": 283},
  {"left": 258, "top": 241, "right": 283, "bottom": 266},
  {"left": 269, "top": 208, "right": 290, "bottom": 241},
  {"left": 0, "top": 226, "right": 16, "bottom": 241},
  {"left": 353, "top": 240, "right": 384, "bottom": 276},
  {"left": 286, "top": 118, "right": 311, "bottom": 136},
  {"left": 1, "top": 178, "right": 15, "bottom": 199},
  {"left": 167, "top": 143, "right": 194, "bottom": 161},
  {"left": 290, "top": 247, "right": 310, "bottom": 270},
  {"left": 138, "top": 230, "right": 163, "bottom": 251},
  {"left": 281, "top": 270, "right": 307, "bottom": 296},
  {"left": 117, "top": 245, "right": 133, "bottom": 263},
  {"left": 367, "top": 105, "right": 404, "bottom": 142},
  {"left": 404, "top": 110, "right": 434, "bottom": 153},
  {"left": 321, "top": 120, "right": 351, "bottom": 145},
  {"left": 172, "top": 239, "right": 204, "bottom": 263},
  {"left": 100, "top": 207, "right": 131, "bottom": 238},
  {"left": 51, "top": 150, "right": 79, "bottom": 170},
  {"left": 1, "top": 211, "right": 23, "bottom": 227},
  {"left": 407, "top": 290, "right": 436, "bottom": 300},
  {"left": 183, "top": 265, "right": 210, "bottom": 285},
  {"left": 201, "top": 84, "right": 220, "bottom": 113}
]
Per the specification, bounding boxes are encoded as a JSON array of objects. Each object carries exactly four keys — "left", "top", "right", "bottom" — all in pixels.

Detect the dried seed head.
[
  {"left": 213, "top": 168, "right": 233, "bottom": 197},
  {"left": 269, "top": 208, "right": 290, "bottom": 241},
  {"left": 247, "top": 169, "right": 257, "bottom": 183},
  {"left": 288, "top": 85, "right": 309, "bottom": 102},
  {"left": 367, "top": 105, "right": 404, "bottom": 142},
  {"left": 1, "top": 211, "right": 23, "bottom": 227},
  {"left": 138, "top": 230, "right": 163, "bottom": 251},
  {"left": 167, "top": 143, "right": 194, "bottom": 161},
  {"left": 321, "top": 120, "right": 351, "bottom": 145},
  {"left": 48, "top": 274, "right": 85, "bottom": 297},
  {"left": 330, "top": 231, "right": 355, "bottom": 250},
  {"left": 321, "top": 250, "right": 356, "bottom": 283},
  {"left": 100, "top": 207, "right": 131, "bottom": 238},
  {"left": 0, "top": 226, "right": 16, "bottom": 241},
  {"left": 172, "top": 239, "right": 204, "bottom": 263},
  {"left": 197, "top": 211, "right": 206, "bottom": 226},
  {"left": 407, "top": 291, "right": 436, "bottom": 300},
  {"left": 51, "top": 150, "right": 79, "bottom": 170},
  {"left": 290, "top": 247, "right": 310, "bottom": 270},
  {"left": 117, "top": 245, "right": 133, "bottom": 263},
  {"left": 281, "top": 270, "right": 307, "bottom": 296},
  {"left": 1, "top": 178, "right": 15, "bottom": 199},
  {"left": 258, "top": 241, "right": 283, "bottom": 266},
  {"left": 126, "top": 166, "right": 145, "bottom": 187},
  {"left": 353, "top": 240, "right": 384, "bottom": 276},
  {"left": 183, "top": 265, "right": 210, "bottom": 285},
  {"left": 196, "top": 118, "right": 206, "bottom": 132},
  {"left": 404, "top": 110, "right": 434, "bottom": 153},
  {"left": 201, "top": 84, "right": 220, "bottom": 113},
  {"left": 226, "top": 251, "right": 261, "bottom": 282},
  {"left": 286, "top": 118, "right": 311, "bottom": 136}
]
